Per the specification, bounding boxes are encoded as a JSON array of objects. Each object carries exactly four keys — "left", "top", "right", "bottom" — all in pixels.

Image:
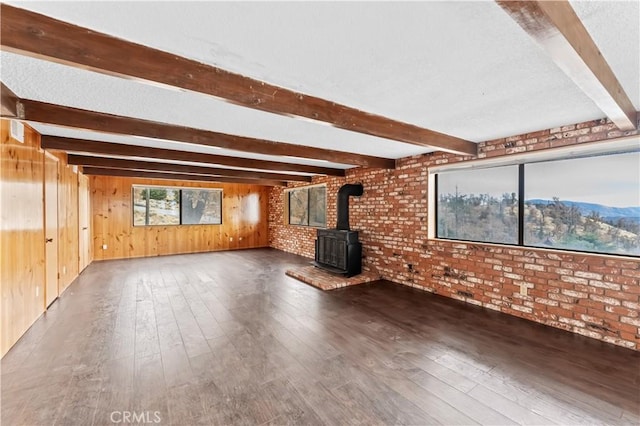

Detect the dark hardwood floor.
[{"left": 2, "top": 248, "right": 639, "bottom": 425}]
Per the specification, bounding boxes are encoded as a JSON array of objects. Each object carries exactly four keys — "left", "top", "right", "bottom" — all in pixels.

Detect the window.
[
  {"left": 437, "top": 166, "right": 519, "bottom": 244},
  {"left": 524, "top": 152, "right": 639, "bottom": 255},
  {"left": 309, "top": 186, "right": 327, "bottom": 227},
  {"left": 133, "top": 187, "right": 180, "bottom": 226},
  {"left": 434, "top": 144, "right": 639, "bottom": 257},
  {"left": 132, "top": 186, "right": 222, "bottom": 226},
  {"left": 288, "top": 185, "right": 326, "bottom": 227},
  {"left": 181, "top": 189, "right": 222, "bottom": 225},
  {"left": 288, "top": 187, "right": 309, "bottom": 225}
]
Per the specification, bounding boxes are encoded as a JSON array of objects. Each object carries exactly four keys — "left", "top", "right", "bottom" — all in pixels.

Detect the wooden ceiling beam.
[
  {"left": 496, "top": 0, "right": 637, "bottom": 131},
  {"left": 0, "top": 4, "right": 477, "bottom": 156},
  {"left": 0, "top": 81, "right": 20, "bottom": 118},
  {"left": 81, "top": 167, "right": 287, "bottom": 186},
  {"left": 67, "top": 154, "right": 312, "bottom": 182},
  {"left": 13, "top": 98, "right": 394, "bottom": 169},
  {"left": 41, "top": 136, "right": 345, "bottom": 176}
]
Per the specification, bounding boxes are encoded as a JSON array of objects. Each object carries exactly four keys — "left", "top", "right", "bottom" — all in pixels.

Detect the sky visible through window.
[
  {"left": 438, "top": 152, "right": 639, "bottom": 209},
  {"left": 525, "top": 152, "right": 639, "bottom": 208},
  {"left": 438, "top": 165, "right": 518, "bottom": 198}
]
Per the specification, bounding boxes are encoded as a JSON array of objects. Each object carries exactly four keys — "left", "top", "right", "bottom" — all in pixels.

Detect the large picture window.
[
  {"left": 435, "top": 149, "right": 639, "bottom": 257},
  {"left": 524, "top": 152, "right": 639, "bottom": 255},
  {"left": 133, "top": 186, "right": 222, "bottom": 226},
  {"left": 437, "top": 166, "right": 519, "bottom": 244},
  {"left": 288, "top": 186, "right": 326, "bottom": 227}
]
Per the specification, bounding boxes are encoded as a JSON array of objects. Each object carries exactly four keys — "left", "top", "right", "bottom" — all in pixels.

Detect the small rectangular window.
[
  {"left": 309, "top": 186, "right": 327, "bottom": 227},
  {"left": 289, "top": 188, "right": 309, "bottom": 225},
  {"left": 133, "top": 187, "right": 149, "bottom": 226},
  {"left": 288, "top": 185, "right": 326, "bottom": 227},
  {"left": 181, "top": 189, "right": 222, "bottom": 225},
  {"left": 132, "top": 186, "right": 222, "bottom": 226}
]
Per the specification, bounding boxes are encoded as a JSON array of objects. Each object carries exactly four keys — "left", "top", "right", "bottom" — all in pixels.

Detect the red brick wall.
[
  {"left": 269, "top": 178, "right": 345, "bottom": 258},
  {"left": 269, "top": 117, "right": 640, "bottom": 350}
]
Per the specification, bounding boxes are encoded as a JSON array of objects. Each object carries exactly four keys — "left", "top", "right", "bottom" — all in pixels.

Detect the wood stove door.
[{"left": 335, "top": 241, "right": 347, "bottom": 270}]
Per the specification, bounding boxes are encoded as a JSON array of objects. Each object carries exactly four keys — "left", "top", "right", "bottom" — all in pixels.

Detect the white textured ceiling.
[
  {"left": 2, "top": 51, "right": 423, "bottom": 162},
  {"left": 571, "top": 0, "right": 640, "bottom": 110},
  {"left": 2, "top": 1, "right": 639, "bottom": 171}
]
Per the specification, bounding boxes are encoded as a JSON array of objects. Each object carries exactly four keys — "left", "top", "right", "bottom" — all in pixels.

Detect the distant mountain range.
[{"left": 526, "top": 199, "right": 640, "bottom": 221}]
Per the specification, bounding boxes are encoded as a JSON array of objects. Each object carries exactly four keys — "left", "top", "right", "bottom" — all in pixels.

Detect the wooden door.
[
  {"left": 78, "top": 174, "right": 90, "bottom": 272},
  {"left": 44, "top": 153, "right": 59, "bottom": 308}
]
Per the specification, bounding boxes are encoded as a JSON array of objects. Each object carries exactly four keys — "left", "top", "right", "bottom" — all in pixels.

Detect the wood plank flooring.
[{"left": 2, "top": 248, "right": 639, "bottom": 425}]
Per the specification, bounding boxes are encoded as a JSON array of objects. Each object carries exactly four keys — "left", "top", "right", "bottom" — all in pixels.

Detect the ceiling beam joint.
[{"left": 0, "top": 81, "right": 21, "bottom": 118}]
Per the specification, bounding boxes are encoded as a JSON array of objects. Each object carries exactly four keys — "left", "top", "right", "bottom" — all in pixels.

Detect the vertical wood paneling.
[
  {"left": 57, "top": 161, "right": 79, "bottom": 292},
  {"left": 44, "top": 153, "right": 59, "bottom": 307},
  {"left": 1, "top": 119, "right": 89, "bottom": 357},
  {"left": 90, "top": 176, "right": 269, "bottom": 260},
  {"left": 78, "top": 173, "right": 91, "bottom": 271},
  {"left": 0, "top": 121, "right": 45, "bottom": 356}
]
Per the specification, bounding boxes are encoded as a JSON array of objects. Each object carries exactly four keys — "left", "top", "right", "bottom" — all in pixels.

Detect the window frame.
[
  {"left": 132, "top": 184, "right": 223, "bottom": 227},
  {"left": 181, "top": 188, "right": 223, "bottom": 225},
  {"left": 435, "top": 164, "right": 521, "bottom": 245},
  {"left": 430, "top": 136, "right": 640, "bottom": 258},
  {"left": 286, "top": 184, "right": 327, "bottom": 228}
]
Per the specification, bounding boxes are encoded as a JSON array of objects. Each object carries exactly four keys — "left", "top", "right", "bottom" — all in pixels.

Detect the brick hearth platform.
[{"left": 285, "top": 265, "right": 381, "bottom": 290}]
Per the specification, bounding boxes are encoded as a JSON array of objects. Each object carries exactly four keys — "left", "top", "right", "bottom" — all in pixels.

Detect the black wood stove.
[{"left": 314, "top": 184, "right": 363, "bottom": 277}]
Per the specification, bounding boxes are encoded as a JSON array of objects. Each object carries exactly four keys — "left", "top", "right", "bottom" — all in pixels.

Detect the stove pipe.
[{"left": 336, "top": 183, "right": 363, "bottom": 231}]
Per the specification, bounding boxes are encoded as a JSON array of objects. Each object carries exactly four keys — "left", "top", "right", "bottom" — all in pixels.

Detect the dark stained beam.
[
  {"left": 67, "top": 154, "right": 312, "bottom": 183},
  {"left": 0, "top": 4, "right": 477, "bottom": 156},
  {"left": 81, "top": 167, "right": 286, "bottom": 186},
  {"left": 41, "top": 136, "right": 345, "bottom": 176},
  {"left": 496, "top": 0, "right": 637, "bottom": 131},
  {"left": 0, "top": 81, "right": 20, "bottom": 118},
  {"left": 14, "top": 99, "right": 394, "bottom": 169}
]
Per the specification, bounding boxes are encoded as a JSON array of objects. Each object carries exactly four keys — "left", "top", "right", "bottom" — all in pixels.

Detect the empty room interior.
[{"left": 1, "top": 1, "right": 640, "bottom": 425}]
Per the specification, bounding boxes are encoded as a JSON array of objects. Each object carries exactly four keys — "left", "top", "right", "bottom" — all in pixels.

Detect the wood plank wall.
[
  {"left": 79, "top": 173, "right": 92, "bottom": 271},
  {"left": 57, "top": 156, "right": 80, "bottom": 291},
  {"left": 0, "top": 120, "right": 89, "bottom": 357},
  {"left": 0, "top": 121, "right": 45, "bottom": 357},
  {"left": 90, "top": 176, "right": 270, "bottom": 260}
]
